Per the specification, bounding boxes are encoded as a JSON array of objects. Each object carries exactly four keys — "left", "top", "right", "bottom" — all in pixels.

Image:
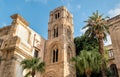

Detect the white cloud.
[
  {"left": 108, "top": 8, "right": 120, "bottom": 17},
  {"left": 108, "top": 3, "right": 120, "bottom": 17},
  {"left": 25, "top": 0, "right": 48, "bottom": 4},
  {"left": 80, "top": 27, "right": 88, "bottom": 34},
  {"left": 104, "top": 35, "right": 112, "bottom": 46}
]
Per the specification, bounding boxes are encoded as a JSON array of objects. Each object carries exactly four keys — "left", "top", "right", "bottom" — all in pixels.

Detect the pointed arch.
[
  {"left": 43, "top": 70, "right": 58, "bottom": 77},
  {"left": 48, "top": 41, "right": 62, "bottom": 64}
]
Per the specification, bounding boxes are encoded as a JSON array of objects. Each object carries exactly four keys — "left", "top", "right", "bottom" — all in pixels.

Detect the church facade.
[
  {"left": 0, "top": 6, "right": 76, "bottom": 77},
  {"left": 0, "top": 6, "right": 120, "bottom": 77}
]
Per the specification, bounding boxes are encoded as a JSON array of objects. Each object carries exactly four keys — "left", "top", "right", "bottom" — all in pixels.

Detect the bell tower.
[{"left": 44, "top": 6, "right": 76, "bottom": 77}]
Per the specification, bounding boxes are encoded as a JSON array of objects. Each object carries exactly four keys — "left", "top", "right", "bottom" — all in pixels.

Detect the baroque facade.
[{"left": 0, "top": 6, "right": 76, "bottom": 77}]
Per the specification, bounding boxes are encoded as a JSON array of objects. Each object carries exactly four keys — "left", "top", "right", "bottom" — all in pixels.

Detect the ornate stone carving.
[{"left": 11, "top": 14, "right": 29, "bottom": 26}]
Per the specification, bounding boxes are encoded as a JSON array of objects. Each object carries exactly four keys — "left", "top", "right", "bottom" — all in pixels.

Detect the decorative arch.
[
  {"left": 112, "top": 23, "right": 120, "bottom": 31},
  {"left": 67, "top": 43, "right": 75, "bottom": 63},
  {"left": 48, "top": 41, "right": 62, "bottom": 64},
  {"left": 43, "top": 70, "right": 58, "bottom": 77},
  {"left": 52, "top": 46, "right": 58, "bottom": 63},
  {"left": 110, "top": 64, "right": 119, "bottom": 77}
]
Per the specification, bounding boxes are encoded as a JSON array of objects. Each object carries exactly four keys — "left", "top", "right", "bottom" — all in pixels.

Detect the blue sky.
[{"left": 0, "top": 0, "right": 120, "bottom": 45}]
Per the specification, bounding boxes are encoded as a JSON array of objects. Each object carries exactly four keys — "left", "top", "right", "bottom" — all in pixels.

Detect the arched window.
[
  {"left": 53, "top": 26, "right": 58, "bottom": 38},
  {"left": 34, "top": 49, "right": 38, "bottom": 57},
  {"left": 55, "top": 12, "right": 60, "bottom": 19},
  {"left": 110, "top": 64, "right": 119, "bottom": 77},
  {"left": 58, "top": 13, "right": 60, "bottom": 18},
  {"left": 52, "top": 49, "right": 58, "bottom": 63}
]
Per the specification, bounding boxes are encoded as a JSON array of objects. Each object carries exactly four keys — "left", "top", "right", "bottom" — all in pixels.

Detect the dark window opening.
[
  {"left": 55, "top": 12, "right": 60, "bottom": 19},
  {"left": 54, "top": 27, "right": 58, "bottom": 38},
  {"left": 58, "top": 13, "right": 60, "bottom": 18},
  {"left": 56, "top": 27, "right": 58, "bottom": 37},
  {"left": 55, "top": 14, "right": 57, "bottom": 19},
  {"left": 56, "top": 49, "right": 58, "bottom": 62},
  {"left": 110, "top": 64, "right": 119, "bottom": 77},
  {"left": 54, "top": 29, "right": 55, "bottom": 38},
  {"left": 52, "top": 49, "right": 59, "bottom": 63},
  {"left": 34, "top": 50, "right": 38, "bottom": 57},
  {"left": 53, "top": 50, "right": 55, "bottom": 63}
]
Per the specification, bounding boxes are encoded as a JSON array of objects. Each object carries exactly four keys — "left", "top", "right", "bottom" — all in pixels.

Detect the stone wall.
[
  {"left": 108, "top": 14, "right": 120, "bottom": 76},
  {"left": 0, "top": 14, "right": 46, "bottom": 77}
]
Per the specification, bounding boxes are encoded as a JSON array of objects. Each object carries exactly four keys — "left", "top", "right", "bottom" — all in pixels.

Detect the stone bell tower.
[{"left": 44, "top": 6, "right": 76, "bottom": 77}]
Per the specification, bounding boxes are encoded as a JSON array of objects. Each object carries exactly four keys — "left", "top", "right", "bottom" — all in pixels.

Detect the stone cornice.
[
  {"left": 108, "top": 14, "right": 120, "bottom": 26},
  {"left": 14, "top": 46, "right": 32, "bottom": 59},
  {"left": 11, "top": 14, "right": 29, "bottom": 26}
]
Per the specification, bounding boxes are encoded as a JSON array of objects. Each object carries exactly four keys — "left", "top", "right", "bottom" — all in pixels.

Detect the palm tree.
[
  {"left": 21, "top": 57, "right": 45, "bottom": 77},
  {"left": 83, "top": 11, "right": 109, "bottom": 77},
  {"left": 83, "top": 11, "right": 109, "bottom": 55},
  {"left": 71, "top": 50, "right": 102, "bottom": 77}
]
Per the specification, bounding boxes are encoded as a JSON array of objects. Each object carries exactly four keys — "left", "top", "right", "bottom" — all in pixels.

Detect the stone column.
[{"left": 0, "top": 49, "right": 16, "bottom": 77}]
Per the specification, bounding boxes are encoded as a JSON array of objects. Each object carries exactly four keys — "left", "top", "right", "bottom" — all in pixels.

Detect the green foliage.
[
  {"left": 74, "top": 11, "right": 110, "bottom": 77},
  {"left": 21, "top": 57, "right": 45, "bottom": 77},
  {"left": 71, "top": 49, "right": 102, "bottom": 76},
  {"left": 74, "top": 35, "right": 98, "bottom": 55}
]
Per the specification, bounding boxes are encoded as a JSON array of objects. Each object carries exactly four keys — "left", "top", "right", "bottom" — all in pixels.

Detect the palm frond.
[
  {"left": 21, "top": 57, "right": 45, "bottom": 77},
  {"left": 37, "top": 62, "right": 45, "bottom": 73},
  {"left": 83, "top": 11, "right": 109, "bottom": 41},
  {"left": 24, "top": 71, "right": 31, "bottom": 77},
  {"left": 71, "top": 49, "right": 102, "bottom": 75}
]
